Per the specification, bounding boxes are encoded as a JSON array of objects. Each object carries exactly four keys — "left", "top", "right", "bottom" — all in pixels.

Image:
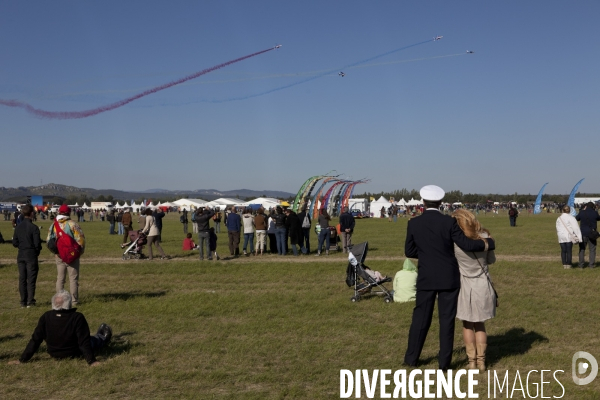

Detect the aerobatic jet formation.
[
  {"left": 466, "top": 50, "right": 475, "bottom": 54},
  {"left": 433, "top": 36, "right": 443, "bottom": 41},
  {"left": 338, "top": 72, "right": 345, "bottom": 77},
  {"left": 274, "top": 44, "right": 282, "bottom": 49}
]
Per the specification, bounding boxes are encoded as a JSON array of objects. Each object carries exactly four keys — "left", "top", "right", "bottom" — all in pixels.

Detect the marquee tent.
[
  {"left": 201, "top": 201, "right": 229, "bottom": 210},
  {"left": 574, "top": 197, "right": 600, "bottom": 204},
  {"left": 173, "top": 198, "right": 207, "bottom": 210},
  {"left": 369, "top": 196, "right": 392, "bottom": 218},
  {"left": 406, "top": 198, "right": 423, "bottom": 206},
  {"left": 240, "top": 197, "right": 281, "bottom": 210}
]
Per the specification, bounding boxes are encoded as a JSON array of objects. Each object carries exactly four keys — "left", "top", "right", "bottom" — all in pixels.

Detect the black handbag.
[
  {"left": 345, "top": 263, "right": 355, "bottom": 287},
  {"left": 588, "top": 228, "right": 600, "bottom": 240},
  {"left": 47, "top": 237, "right": 58, "bottom": 254}
]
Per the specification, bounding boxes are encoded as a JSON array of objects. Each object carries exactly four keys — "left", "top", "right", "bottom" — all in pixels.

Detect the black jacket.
[
  {"left": 153, "top": 211, "right": 165, "bottom": 231},
  {"left": 576, "top": 207, "right": 600, "bottom": 238},
  {"left": 195, "top": 209, "right": 215, "bottom": 232},
  {"left": 339, "top": 212, "right": 356, "bottom": 232},
  {"left": 285, "top": 212, "right": 302, "bottom": 244},
  {"left": 12, "top": 218, "right": 41, "bottom": 259},
  {"left": 405, "top": 210, "right": 495, "bottom": 291},
  {"left": 20, "top": 308, "right": 96, "bottom": 364},
  {"left": 272, "top": 213, "right": 287, "bottom": 228}
]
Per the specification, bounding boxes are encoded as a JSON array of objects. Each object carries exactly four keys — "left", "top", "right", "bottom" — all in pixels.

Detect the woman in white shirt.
[{"left": 556, "top": 205, "right": 582, "bottom": 269}]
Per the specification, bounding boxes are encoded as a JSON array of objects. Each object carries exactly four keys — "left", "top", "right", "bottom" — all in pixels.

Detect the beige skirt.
[{"left": 456, "top": 273, "right": 496, "bottom": 322}]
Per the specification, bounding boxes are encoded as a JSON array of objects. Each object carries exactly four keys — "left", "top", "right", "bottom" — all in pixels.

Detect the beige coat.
[
  {"left": 143, "top": 216, "right": 160, "bottom": 237},
  {"left": 454, "top": 232, "right": 496, "bottom": 322}
]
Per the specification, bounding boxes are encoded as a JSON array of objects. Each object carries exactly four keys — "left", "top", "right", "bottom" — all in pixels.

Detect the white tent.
[
  {"left": 369, "top": 196, "right": 392, "bottom": 218},
  {"left": 397, "top": 198, "right": 407, "bottom": 206},
  {"left": 240, "top": 197, "right": 281, "bottom": 210},
  {"left": 407, "top": 198, "right": 423, "bottom": 206},
  {"left": 213, "top": 198, "right": 241, "bottom": 206},
  {"left": 173, "top": 198, "right": 207, "bottom": 211},
  {"left": 129, "top": 201, "right": 144, "bottom": 212},
  {"left": 574, "top": 197, "right": 600, "bottom": 204}
]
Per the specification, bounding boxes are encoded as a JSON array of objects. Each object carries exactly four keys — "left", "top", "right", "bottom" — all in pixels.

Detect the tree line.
[{"left": 355, "top": 189, "right": 600, "bottom": 204}]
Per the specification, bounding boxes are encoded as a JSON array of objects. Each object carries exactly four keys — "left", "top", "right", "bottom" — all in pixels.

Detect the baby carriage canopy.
[{"left": 348, "top": 241, "right": 368, "bottom": 264}]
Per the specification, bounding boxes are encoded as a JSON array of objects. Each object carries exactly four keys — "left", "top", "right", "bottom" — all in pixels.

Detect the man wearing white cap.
[{"left": 403, "top": 185, "right": 495, "bottom": 370}]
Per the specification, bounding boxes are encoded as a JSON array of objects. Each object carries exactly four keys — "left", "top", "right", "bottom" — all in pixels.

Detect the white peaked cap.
[{"left": 419, "top": 185, "right": 445, "bottom": 201}]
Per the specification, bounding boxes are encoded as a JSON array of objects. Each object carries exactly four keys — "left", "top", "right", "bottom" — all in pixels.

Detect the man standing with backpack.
[
  {"left": 47, "top": 205, "right": 86, "bottom": 306},
  {"left": 180, "top": 209, "right": 189, "bottom": 234},
  {"left": 12, "top": 205, "right": 42, "bottom": 308},
  {"left": 508, "top": 205, "right": 519, "bottom": 227}
]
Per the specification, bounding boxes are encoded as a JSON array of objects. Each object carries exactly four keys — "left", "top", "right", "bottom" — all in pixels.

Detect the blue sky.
[{"left": 1, "top": 1, "right": 598, "bottom": 196}]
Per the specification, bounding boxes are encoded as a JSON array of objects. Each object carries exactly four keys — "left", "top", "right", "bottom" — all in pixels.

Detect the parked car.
[{"left": 350, "top": 210, "right": 363, "bottom": 219}]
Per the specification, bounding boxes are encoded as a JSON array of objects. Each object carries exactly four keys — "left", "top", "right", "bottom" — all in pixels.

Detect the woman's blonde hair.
[
  {"left": 562, "top": 205, "right": 570, "bottom": 213},
  {"left": 452, "top": 209, "right": 489, "bottom": 240}
]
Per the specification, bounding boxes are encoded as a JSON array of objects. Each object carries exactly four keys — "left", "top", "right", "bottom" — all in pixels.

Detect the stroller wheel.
[
  {"left": 384, "top": 297, "right": 393, "bottom": 304},
  {"left": 122, "top": 255, "right": 127, "bottom": 260},
  {"left": 135, "top": 254, "right": 141, "bottom": 259},
  {"left": 351, "top": 296, "right": 361, "bottom": 302}
]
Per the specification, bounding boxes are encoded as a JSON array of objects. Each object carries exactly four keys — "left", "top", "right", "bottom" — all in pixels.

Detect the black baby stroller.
[
  {"left": 315, "top": 225, "right": 340, "bottom": 252},
  {"left": 121, "top": 230, "right": 147, "bottom": 260},
  {"left": 345, "top": 241, "right": 393, "bottom": 303},
  {"left": 328, "top": 226, "right": 339, "bottom": 251}
]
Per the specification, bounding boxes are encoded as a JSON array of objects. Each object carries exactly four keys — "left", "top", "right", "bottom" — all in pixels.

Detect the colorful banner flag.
[
  {"left": 533, "top": 183, "right": 549, "bottom": 215},
  {"left": 567, "top": 178, "right": 585, "bottom": 216}
]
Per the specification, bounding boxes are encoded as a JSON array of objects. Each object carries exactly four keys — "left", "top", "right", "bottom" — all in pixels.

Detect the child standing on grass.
[
  {"left": 182, "top": 233, "right": 197, "bottom": 251},
  {"left": 209, "top": 227, "right": 219, "bottom": 260}
]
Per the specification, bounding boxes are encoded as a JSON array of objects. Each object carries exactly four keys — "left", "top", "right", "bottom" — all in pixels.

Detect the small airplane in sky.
[
  {"left": 433, "top": 36, "right": 443, "bottom": 41},
  {"left": 338, "top": 72, "right": 345, "bottom": 77},
  {"left": 274, "top": 44, "right": 282, "bottom": 49},
  {"left": 466, "top": 50, "right": 475, "bottom": 54}
]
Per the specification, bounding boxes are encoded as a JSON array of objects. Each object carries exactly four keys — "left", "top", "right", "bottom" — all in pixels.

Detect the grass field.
[{"left": 1, "top": 211, "right": 599, "bottom": 399}]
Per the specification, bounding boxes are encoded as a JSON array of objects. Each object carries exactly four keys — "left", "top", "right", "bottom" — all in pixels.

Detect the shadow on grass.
[
  {"left": 418, "top": 327, "right": 548, "bottom": 369},
  {"left": 487, "top": 327, "right": 549, "bottom": 366},
  {"left": 91, "top": 291, "right": 168, "bottom": 302},
  {"left": 0, "top": 333, "right": 24, "bottom": 344}
]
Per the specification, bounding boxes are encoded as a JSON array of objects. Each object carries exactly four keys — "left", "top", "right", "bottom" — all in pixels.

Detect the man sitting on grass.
[{"left": 8, "top": 290, "right": 112, "bottom": 367}]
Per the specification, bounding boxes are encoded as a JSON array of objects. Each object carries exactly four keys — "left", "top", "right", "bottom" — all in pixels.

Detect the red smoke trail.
[{"left": 0, "top": 47, "right": 276, "bottom": 119}]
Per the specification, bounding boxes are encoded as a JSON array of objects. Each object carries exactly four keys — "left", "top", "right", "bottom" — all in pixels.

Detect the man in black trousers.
[
  {"left": 576, "top": 202, "right": 600, "bottom": 268},
  {"left": 12, "top": 204, "right": 42, "bottom": 308},
  {"left": 403, "top": 185, "right": 495, "bottom": 370}
]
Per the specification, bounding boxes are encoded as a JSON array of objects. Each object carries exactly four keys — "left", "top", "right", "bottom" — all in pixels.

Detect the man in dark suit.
[
  {"left": 576, "top": 202, "right": 600, "bottom": 268},
  {"left": 404, "top": 185, "right": 495, "bottom": 370}
]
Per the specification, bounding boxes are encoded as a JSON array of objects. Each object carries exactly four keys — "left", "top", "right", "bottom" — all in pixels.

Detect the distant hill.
[{"left": 0, "top": 183, "right": 295, "bottom": 203}]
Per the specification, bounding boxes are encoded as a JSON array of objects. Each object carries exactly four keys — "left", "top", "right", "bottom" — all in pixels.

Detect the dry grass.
[{"left": 0, "top": 212, "right": 599, "bottom": 398}]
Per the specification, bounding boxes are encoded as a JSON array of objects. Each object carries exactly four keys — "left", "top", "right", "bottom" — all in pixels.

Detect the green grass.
[{"left": 0, "top": 211, "right": 599, "bottom": 399}]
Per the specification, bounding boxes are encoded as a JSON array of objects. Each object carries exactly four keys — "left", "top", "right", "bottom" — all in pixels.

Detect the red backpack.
[{"left": 53, "top": 220, "right": 82, "bottom": 264}]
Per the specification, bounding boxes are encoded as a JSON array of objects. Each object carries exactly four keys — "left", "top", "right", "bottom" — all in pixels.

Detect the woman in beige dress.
[{"left": 452, "top": 209, "right": 496, "bottom": 372}]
